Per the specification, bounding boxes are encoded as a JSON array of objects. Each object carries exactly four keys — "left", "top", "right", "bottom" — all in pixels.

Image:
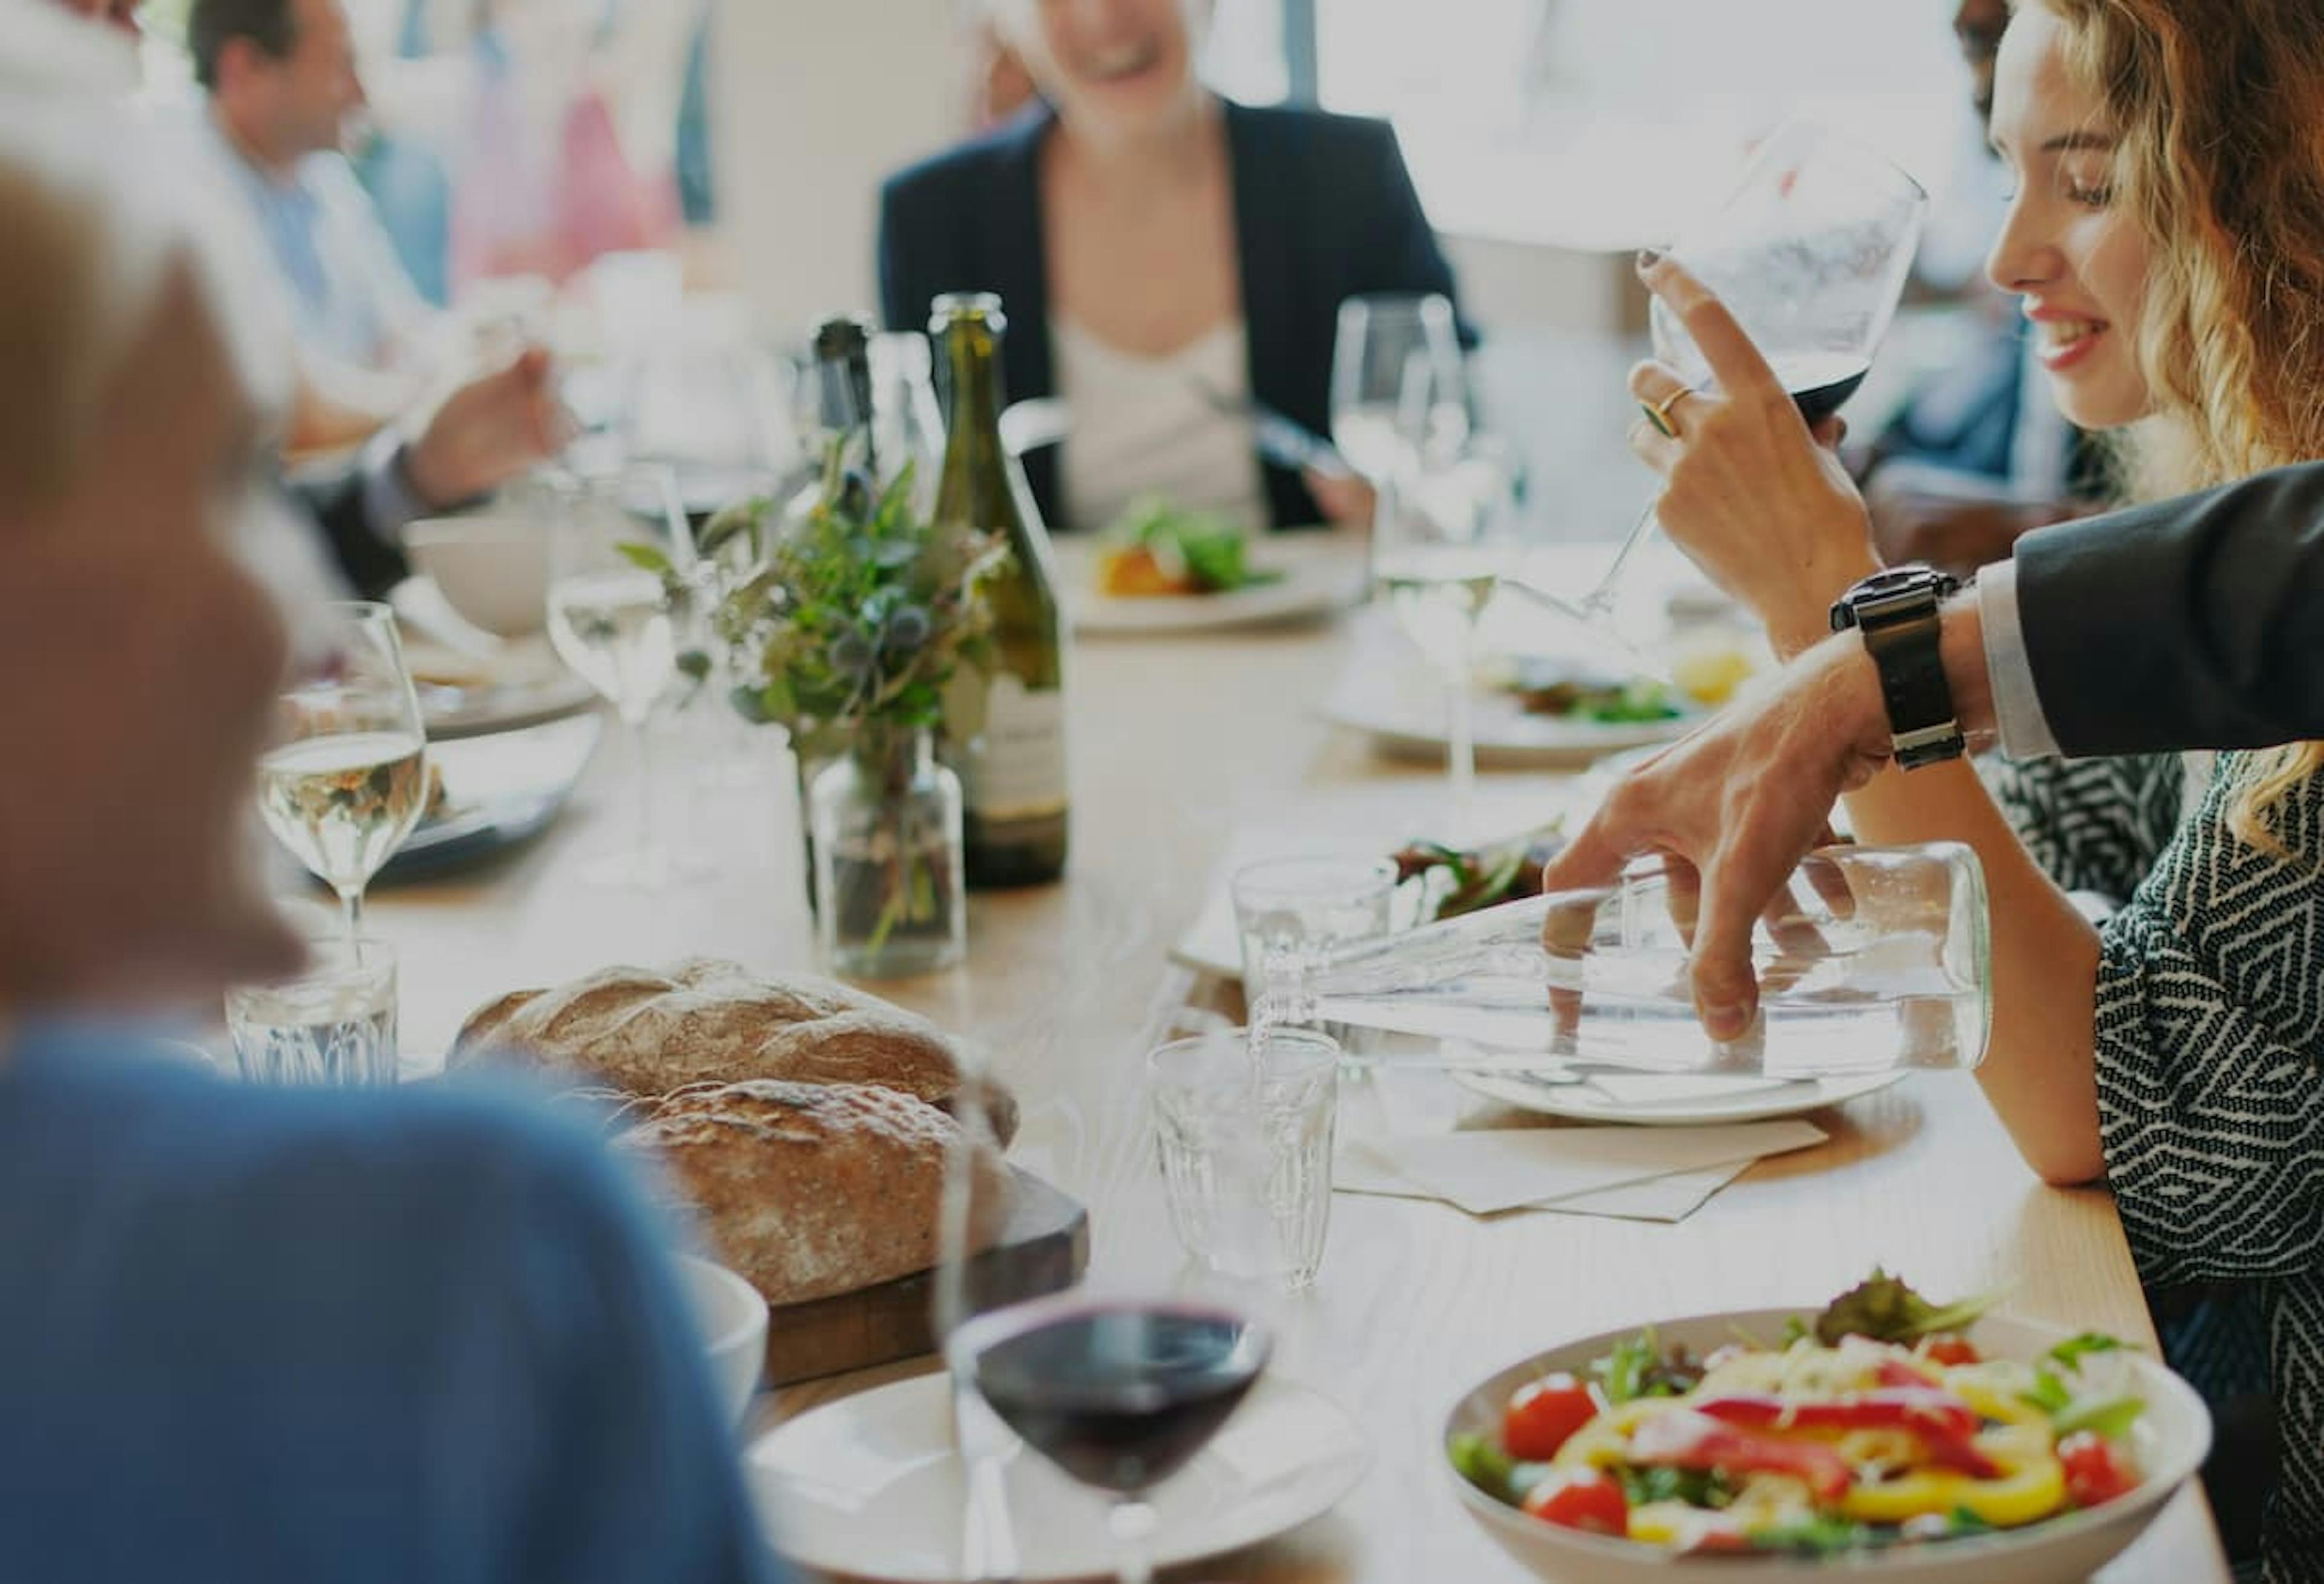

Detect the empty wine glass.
[
  {"left": 544, "top": 463, "right": 700, "bottom": 888},
  {"left": 1330, "top": 293, "right": 1466, "bottom": 505},
  {"left": 255, "top": 601, "right": 428, "bottom": 955},
  {"left": 933, "top": 1058, "right": 1275, "bottom": 1584},
  {"left": 1503, "top": 120, "right": 1928, "bottom": 659}
]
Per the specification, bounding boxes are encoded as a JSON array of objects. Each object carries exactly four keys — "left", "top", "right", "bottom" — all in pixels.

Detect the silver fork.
[{"left": 953, "top": 1368, "right": 1022, "bottom": 1583}]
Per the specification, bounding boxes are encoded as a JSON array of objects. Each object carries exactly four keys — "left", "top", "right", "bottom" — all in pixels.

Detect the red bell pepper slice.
[
  {"left": 1693, "top": 1390, "right": 2000, "bottom": 1480},
  {"left": 1628, "top": 1410, "right": 1853, "bottom": 1504}
]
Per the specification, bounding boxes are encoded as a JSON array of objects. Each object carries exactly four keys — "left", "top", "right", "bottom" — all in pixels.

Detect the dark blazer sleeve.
[
  {"left": 876, "top": 173, "right": 932, "bottom": 338},
  {"left": 2015, "top": 460, "right": 2324, "bottom": 754},
  {"left": 1353, "top": 119, "right": 1474, "bottom": 349},
  {"left": 289, "top": 470, "right": 409, "bottom": 601}
]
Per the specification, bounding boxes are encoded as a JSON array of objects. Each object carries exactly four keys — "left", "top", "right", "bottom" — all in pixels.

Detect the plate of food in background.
[
  {"left": 1323, "top": 607, "right": 1764, "bottom": 767},
  {"left": 1049, "top": 497, "right": 1369, "bottom": 635}
]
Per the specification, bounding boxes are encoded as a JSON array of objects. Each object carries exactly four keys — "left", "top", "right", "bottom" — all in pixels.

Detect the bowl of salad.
[{"left": 1442, "top": 1274, "right": 2210, "bottom": 1583}]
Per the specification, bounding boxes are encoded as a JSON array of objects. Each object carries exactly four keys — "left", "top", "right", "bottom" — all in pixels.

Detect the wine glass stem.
[
  {"left": 1582, "top": 502, "right": 1660, "bottom": 612},
  {"left": 1108, "top": 1497, "right": 1158, "bottom": 1584},
  {"left": 627, "top": 716, "right": 657, "bottom": 868},
  {"left": 1446, "top": 622, "right": 1477, "bottom": 844},
  {"left": 339, "top": 886, "right": 364, "bottom": 958}
]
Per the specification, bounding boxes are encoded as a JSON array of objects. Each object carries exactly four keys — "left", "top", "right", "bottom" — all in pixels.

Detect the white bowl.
[
  {"left": 1443, "top": 1306, "right": 2211, "bottom": 1584},
  {"left": 404, "top": 517, "right": 551, "bottom": 638},
  {"left": 675, "top": 1252, "right": 767, "bottom": 1427}
]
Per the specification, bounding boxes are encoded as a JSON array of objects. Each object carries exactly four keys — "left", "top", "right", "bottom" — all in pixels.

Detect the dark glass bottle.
[
  {"left": 930, "top": 293, "right": 1068, "bottom": 887},
  {"left": 807, "top": 313, "right": 878, "bottom": 467}
]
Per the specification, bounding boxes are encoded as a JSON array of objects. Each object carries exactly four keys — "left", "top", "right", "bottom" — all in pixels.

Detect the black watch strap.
[{"left": 1829, "top": 568, "right": 1965, "bottom": 769}]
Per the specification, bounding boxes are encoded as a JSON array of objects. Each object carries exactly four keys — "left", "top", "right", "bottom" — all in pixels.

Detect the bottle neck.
[
  {"left": 813, "top": 348, "right": 876, "bottom": 463},
  {"left": 938, "top": 326, "right": 1004, "bottom": 468}
]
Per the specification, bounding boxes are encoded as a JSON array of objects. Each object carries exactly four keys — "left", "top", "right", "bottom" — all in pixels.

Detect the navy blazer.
[{"left": 878, "top": 99, "right": 1470, "bottom": 532}]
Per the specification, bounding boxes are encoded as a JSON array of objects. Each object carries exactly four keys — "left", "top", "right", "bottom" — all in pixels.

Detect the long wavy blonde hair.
[{"left": 2038, "top": 0, "right": 2324, "bottom": 854}]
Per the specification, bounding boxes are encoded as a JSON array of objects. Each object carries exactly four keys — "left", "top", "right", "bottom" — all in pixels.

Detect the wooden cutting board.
[{"left": 762, "top": 1167, "right": 1089, "bottom": 1386}]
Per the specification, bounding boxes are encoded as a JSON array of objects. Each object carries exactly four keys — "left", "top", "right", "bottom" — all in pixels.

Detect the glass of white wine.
[
  {"left": 1366, "top": 359, "right": 1515, "bottom": 845},
  {"left": 545, "top": 465, "right": 697, "bottom": 889},
  {"left": 256, "top": 601, "right": 428, "bottom": 954}
]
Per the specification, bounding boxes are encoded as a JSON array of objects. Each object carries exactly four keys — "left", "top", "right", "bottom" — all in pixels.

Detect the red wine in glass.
[
  {"left": 1768, "top": 350, "right": 1871, "bottom": 424},
  {"left": 968, "top": 1300, "right": 1270, "bottom": 1496}
]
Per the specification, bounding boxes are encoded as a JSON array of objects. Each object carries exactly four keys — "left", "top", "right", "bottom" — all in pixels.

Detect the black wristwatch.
[{"left": 1828, "top": 566, "right": 1965, "bottom": 770}]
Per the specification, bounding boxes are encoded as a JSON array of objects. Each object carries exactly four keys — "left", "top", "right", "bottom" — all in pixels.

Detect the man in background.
[
  {"left": 57, "top": 0, "right": 565, "bottom": 597},
  {"left": 191, "top": 0, "right": 438, "bottom": 381}
]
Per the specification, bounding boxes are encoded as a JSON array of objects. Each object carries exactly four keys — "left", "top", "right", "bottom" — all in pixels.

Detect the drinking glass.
[
  {"left": 226, "top": 937, "right": 398, "bottom": 1086},
  {"left": 932, "top": 1049, "right": 1278, "bottom": 1584},
  {"left": 1149, "top": 1026, "right": 1341, "bottom": 1291},
  {"left": 256, "top": 601, "right": 428, "bottom": 952},
  {"left": 544, "top": 463, "right": 700, "bottom": 888},
  {"left": 1504, "top": 121, "right": 1928, "bottom": 655},
  {"left": 1230, "top": 855, "right": 1399, "bottom": 1009}
]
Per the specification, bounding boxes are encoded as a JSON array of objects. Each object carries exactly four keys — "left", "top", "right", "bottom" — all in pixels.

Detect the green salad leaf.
[
  {"left": 2047, "top": 1332, "right": 2127, "bottom": 1370},
  {"left": 2053, "top": 1394, "right": 2146, "bottom": 1440},
  {"left": 1814, "top": 1269, "right": 2003, "bottom": 1347},
  {"left": 1108, "top": 496, "right": 1284, "bottom": 593},
  {"left": 1590, "top": 1327, "right": 1702, "bottom": 1405},
  {"left": 2019, "top": 1367, "right": 2074, "bottom": 1416},
  {"left": 1750, "top": 1515, "right": 1882, "bottom": 1557}
]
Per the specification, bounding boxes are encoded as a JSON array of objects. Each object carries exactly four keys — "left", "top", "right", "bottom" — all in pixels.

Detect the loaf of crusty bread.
[
  {"left": 447, "top": 957, "right": 1016, "bottom": 1142},
  {"left": 615, "top": 1079, "right": 1011, "bottom": 1306}
]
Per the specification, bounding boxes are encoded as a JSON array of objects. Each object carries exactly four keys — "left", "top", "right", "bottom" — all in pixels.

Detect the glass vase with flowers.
[{"left": 704, "top": 445, "right": 1004, "bottom": 977}]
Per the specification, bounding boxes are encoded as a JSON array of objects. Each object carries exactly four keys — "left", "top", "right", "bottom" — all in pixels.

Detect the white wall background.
[{"left": 709, "top": 0, "right": 966, "bottom": 333}]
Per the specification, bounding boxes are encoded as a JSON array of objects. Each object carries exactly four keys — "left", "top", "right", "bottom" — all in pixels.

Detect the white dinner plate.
[
  {"left": 392, "top": 580, "right": 600, "bottom": 739},
  {"left": 1322, "top": 610, "right": 1700, "bottom": 768},
  {"left": 1444, "top": 1308, "right": 2210, "bottom": 1584},
  {"left": 1048, "top": 532, "right": 1369, "bottom": 635},
  {"left": 747, "top": 1367, "right": 1370, "bottom": 1583},
  {"left": 1454, "top": 1067, "right": 1906, "bottom": 1127}
]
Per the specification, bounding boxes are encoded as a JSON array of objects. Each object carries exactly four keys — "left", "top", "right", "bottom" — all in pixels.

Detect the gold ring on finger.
[{"left": 1644, "top": 384, "right": 1695, "bottom": 437}]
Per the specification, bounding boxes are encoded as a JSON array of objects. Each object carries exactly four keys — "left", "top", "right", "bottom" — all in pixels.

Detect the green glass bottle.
[{"left": 930, "top": 293, "right": 1069, "bottom": 887}]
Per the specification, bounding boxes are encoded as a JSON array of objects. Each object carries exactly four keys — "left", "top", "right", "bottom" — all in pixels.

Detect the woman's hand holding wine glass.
[{"left": 1626, "top": 253, "right": 1885, "bottom": 658}]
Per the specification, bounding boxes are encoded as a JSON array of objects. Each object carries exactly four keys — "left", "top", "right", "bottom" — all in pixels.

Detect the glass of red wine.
[
  {"left": 1503, "top": 120, "right": 1928, "bottom": 662},
  {"left": 933, "top": 1058, "right": 1276, "bottom": 1584}
]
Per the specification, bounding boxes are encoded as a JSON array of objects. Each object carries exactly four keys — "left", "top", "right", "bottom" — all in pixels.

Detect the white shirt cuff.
[
  {"left": 361, "top": 430, "right": 427, "bottom": 543},
  {"left": 1977, "top": 558, "right": 2063, "bottom": 760}
]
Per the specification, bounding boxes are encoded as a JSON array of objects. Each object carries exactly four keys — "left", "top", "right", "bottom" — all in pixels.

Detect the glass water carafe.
[{"left": 1259, "top": 843, "right": 1989, "bottom": 1078}]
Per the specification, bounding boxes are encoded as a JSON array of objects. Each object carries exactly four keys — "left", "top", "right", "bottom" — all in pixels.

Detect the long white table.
[{"left": 375, "top": 610, "right": 2228, "bottom": 1584}]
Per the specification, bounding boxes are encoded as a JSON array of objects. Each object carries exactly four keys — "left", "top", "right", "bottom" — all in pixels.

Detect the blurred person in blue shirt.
[
  {"left": 189, "top": 0, "right": 440, "bottom": 378},
  {"left": 0, "top": 27, "right": 778, "bottom": 1584}
]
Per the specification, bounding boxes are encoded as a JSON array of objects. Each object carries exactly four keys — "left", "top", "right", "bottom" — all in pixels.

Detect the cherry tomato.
[
  {"left": 1522, "top": 1467, "right": 1630, "bottom": 1536},
  {"left": 1923, "top": 1336, "right": 1981, "bottom": 1367},
  {"left": 2058, "top": 1431, "right": 2140, "bottom": 1508},
  {"left": 1503, "top": 1373, "right": 1598, "bottom": 1461}
]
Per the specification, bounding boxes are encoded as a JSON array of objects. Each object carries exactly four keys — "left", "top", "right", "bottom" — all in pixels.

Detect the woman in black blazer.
[{"left": 878, "top": 0, "right": 1471, "bottom": 534}]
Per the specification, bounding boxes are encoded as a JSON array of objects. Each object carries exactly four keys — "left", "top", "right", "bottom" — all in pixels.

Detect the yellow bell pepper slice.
[{"left": 1839, "top": 1423, "right": 2066, "bottom": 1528}]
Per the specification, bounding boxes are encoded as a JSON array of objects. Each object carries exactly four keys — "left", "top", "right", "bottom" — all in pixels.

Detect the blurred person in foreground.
[
  {"left": 0, "top": 37, "right": 775, "bottom": 1584},
  {"left": 880, "top": 0, "right": 1469, "bottom": 534},
  {"left": 1591, "top": 0, "right": 2324, "bottom": 1571}
]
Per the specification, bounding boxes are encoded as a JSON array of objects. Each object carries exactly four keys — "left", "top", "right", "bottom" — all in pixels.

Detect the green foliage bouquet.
[
  {"left": 707, "top": 450, "right": 1003, "bottom": 761},
  {"left": 704, "top": 450, "right": 1002, "bottom": 969}
]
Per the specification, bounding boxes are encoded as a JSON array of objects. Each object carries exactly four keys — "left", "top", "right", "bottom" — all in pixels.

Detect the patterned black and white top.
[{"left": 1989, "top": 750, "right": 2321, "bottom": 1581}]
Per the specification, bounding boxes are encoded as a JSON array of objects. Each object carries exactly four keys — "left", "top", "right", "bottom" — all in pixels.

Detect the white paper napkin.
[
  {"left": 1336, "top": 1145, "right": 1756, "bottom": 1223},
  {"left": 1336, "top": 1118, "right": 1827, "bottom": 1218}
]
